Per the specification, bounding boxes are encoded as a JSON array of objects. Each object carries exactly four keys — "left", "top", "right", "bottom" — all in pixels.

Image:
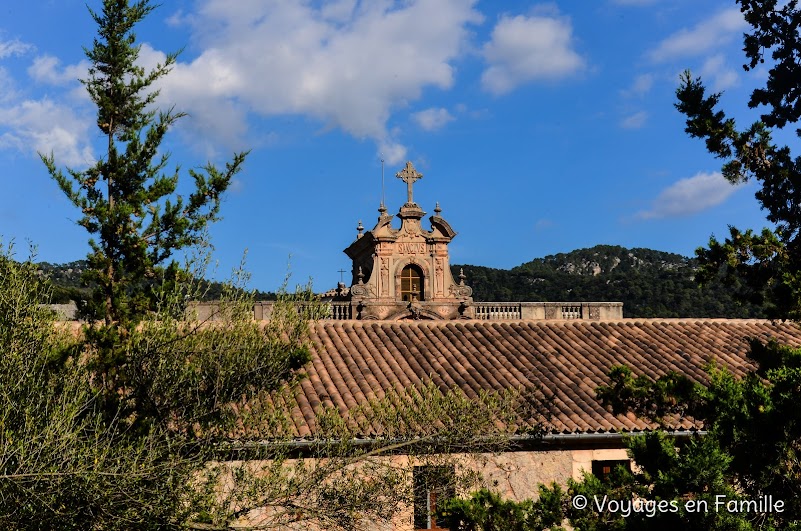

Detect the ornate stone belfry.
[{"left": 344, "top": 162, "right": 473, "bottom": 320}]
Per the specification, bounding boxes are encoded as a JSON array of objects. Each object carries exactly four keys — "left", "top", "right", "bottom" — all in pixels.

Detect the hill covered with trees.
[
  {"left": 37, "top": 260, "right": 277, "bottom": 305},
  {"left": 452, "top": 245, "right": 765, "bottom": 318},
  {"left": 40, "top": 245, "right": 763, "bottom": 318}
]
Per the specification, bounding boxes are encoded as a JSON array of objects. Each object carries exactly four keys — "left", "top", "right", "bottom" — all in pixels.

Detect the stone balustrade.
[
  {"left": 474, "top": 303, "right": 521, "bottom": 320},
  {"left": 473, "top": 302, "right": 622, "bottom": 321},
  {"left": 190, "top": 300, "right": 623, "bottom": 322}
]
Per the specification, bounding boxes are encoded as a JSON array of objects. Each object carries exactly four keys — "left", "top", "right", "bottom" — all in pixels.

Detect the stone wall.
[{"left": 227, "top": 447, "right": 630, "bottom": 530}]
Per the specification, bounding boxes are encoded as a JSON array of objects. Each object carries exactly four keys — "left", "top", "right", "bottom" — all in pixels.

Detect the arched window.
[{"left": 400, "top": 265, "right": 424, "bottom": 302}]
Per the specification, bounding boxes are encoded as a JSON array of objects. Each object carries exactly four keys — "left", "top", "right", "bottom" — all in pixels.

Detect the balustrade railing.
[
  {"left": 187, "top": 300, "right": 622, "bottom": 322},
  {"left": 560, "top": 305, "right": 582, "bottom": 319},
  {"left": 326, "top": 302, "right": 353, "bottom": 320},
  {"left": 473, "top": 303, "right": 522, "bottom": 320}
]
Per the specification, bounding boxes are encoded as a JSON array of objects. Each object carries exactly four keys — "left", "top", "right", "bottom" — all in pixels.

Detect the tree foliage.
[
  {"left": 582, "top": 340, "right": 801, "bottom": 530},
  {"left": 41, "top": 0, "right": 246, "bottom": 327},
  {"left": 37, "top": 0, "right": 256, "bottom": 436},
  {"left": 0, "top": 245, "right": 192, "bottom": 529},
  {"left": 676, "top": 1, "right": 801, "bottom": 320},
  {"left": 436, "top": 486, "right": 566, "bottom": 531},
  {"left": 455, "top": 245, "right": 765, "bottom": 318}
]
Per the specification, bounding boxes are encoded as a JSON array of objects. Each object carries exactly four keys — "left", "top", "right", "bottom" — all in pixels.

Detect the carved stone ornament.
[
  {"left": 361, "top": 304, "right": 382, "bottom": 320},
  {"left": 350, "top": 284, "right": 370, "bottom": 297},
  {"left": 589, "top": 306, "right": 601, "bottom": 320},
  {"left": 449, "top": 284, "right": 473, "bottom": 299}
]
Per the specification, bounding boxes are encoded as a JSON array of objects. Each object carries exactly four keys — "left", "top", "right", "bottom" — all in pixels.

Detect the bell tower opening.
[{"left": 400, "top": 264, "right": 424, "bottom": 302}]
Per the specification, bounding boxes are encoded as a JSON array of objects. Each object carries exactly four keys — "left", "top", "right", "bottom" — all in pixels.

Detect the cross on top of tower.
[{"left": 396, "top": 161, "right": 423, "bottom": 204}]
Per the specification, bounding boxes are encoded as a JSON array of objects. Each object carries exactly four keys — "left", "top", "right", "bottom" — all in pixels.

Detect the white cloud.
[
  {"left": 165, "top": 9, "right": 189, "bottom": 27},
  {"left": 0, "top": 39, "right": 32, "bottom": 59},
  {"left": 320, "top": 0, "right": 358, "bottom": 23},
  {"left": 481, "top": 13, "right": 584, "bottom": 95},
  {"left": 135, "top": 44, "right": 250, "bottom": 156},
  {"left": 648, "top": 8, "right": 746, "bottom": 62},
  {"left": 0, "top": 67, "right": 19, "bottom": 103},
  {"left": 0, "top": 39, "right": 93, "bottom": 165},
  {"left": 621, "top": 73, "right": 654, "bottom": 98},
  {"left": 620, "top": 111, "right": 648, "bottom": 129},
  {"left": 412, "top": 107, "right": 454, "bottom": 131},
  {"left": 149, "top": 0, "right": 481, "bottom": 156},
  {"left": 636, "top": 171, "right": 741, "bottom": 219},
  {"left": 700, "top": 53, "right": 739, "bottom": 90},
  {"left": 28, "top": 55, "right": 90, "bottom": 86},
  {"left": 0, "top": 98, "right": 94, "bottom": 167},
  {"left": 378, "top": 138, "right": 407, "bottom": 165}
]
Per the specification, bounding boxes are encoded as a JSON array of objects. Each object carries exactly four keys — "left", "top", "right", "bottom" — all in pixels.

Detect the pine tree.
[
  {"left": 42, "top": 0, "right": 246, "bottom": 327},
  {"left": 676, "top": 0, "right": 801, "bottom": 319}
]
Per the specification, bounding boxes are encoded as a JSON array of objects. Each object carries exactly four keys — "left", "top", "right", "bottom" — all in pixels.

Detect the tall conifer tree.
[
  {"left": 676, "top": 0, "right": 801, "bottom": 319},
  {"left": 42, "top": 0, "right": 246, "bottom": 327}
]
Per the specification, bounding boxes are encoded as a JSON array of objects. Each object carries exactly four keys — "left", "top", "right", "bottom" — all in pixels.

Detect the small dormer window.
[{"left": 400, "top": 265, "right": 424, "bottom": 302}]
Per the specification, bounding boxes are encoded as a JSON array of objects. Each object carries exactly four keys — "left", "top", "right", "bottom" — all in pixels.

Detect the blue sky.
[{"left": 0, "top": 0, "right": 775, "bottom": 292}]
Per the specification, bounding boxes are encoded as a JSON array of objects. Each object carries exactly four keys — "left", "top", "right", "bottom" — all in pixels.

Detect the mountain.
[{"left": 452, "top": 245, "right": 765, "bottom": 319}]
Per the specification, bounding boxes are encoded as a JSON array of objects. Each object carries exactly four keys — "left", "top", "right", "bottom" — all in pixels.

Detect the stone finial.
[
  {"left": 378, "top": 203, "right": 387, "bottom": 216},
  {"left": 459, "top": 268, "right": 466, "bottom": 286},
  {"left": 434, "top": 202, "right": 442, "bottom": 215},
  {"left": 396, "top": 161, "right": 423, "bottom": 204},
  {"left": 357, "top": 220, "right": 364, "bottom": 238},
  {"left": 357, "top": 266, "right": 365, "bottom": 284}
]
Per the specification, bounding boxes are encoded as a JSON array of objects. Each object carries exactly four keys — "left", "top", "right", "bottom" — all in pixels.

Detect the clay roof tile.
[{"left": 265, "top": 319, "right": 801, "bottom": 438}]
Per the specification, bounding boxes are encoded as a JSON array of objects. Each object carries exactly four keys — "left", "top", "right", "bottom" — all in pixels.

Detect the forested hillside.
[
  {"left": 37, "top": 260, "right": 277, "bottom": 304},
  {"left": 453, "top": 245, "right": 765, "bottom": 318},
  {"left": 39, "top": 245, "right": 763, "bottom": 318}
]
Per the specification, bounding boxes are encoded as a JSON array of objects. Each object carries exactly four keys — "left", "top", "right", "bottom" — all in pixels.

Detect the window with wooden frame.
[
  {"left": 400, "top": 265, "right": 424, "bottom": 302},
  {"left": 413, "top": 465, "right": 454, "bottom": 530}
]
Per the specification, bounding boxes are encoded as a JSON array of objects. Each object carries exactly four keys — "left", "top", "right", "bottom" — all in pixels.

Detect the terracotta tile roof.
[{"left": 283, "top": 319, "right": 801, "bottom": 437}]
